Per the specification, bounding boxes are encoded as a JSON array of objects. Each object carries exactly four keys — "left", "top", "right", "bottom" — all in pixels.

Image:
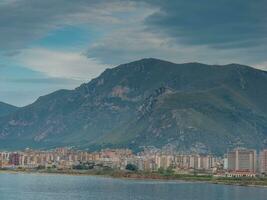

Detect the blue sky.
[{"left": 0, "top": 0, "right": 267, "bottom": 106}]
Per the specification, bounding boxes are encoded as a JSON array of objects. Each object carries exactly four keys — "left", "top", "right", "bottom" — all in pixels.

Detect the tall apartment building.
[
  {"left": 199, "top": 155, "right": 216, "bottom": 170},
  {"left": 155, "top": 154, "right": 174, "bottom": 169},
  {"left": 227, "top": 148, "right": 257, "bottom": 172},
  {"left": 259, "top": 149, "right": 267, "bottom": 174},
  {"left": 174, "top": 154, "right": 216, "bottom": 170}
]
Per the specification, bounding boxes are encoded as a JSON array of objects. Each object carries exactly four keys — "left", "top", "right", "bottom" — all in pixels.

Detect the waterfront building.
[
  {"left": 1, "top": 148, "right": 220, "bottom": 174},
  {"left": 227, "top": 148, "right": 257, "bottom": 172},
  {"left": 9, "top": 153, "right": 21, "bottom": 166},
  {"left": 259, "top": 149, "right": 267, "bottom": 174},
  {"left": 155, "top": 154, "right": 174, "bottom": 169},
  {"left": 223, "top": 157, "right": 228, "bottom": 170}
]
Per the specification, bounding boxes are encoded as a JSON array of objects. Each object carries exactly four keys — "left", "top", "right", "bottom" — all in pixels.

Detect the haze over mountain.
[{"left": 0, "top": 58, "right": 267, "bottom": 154}]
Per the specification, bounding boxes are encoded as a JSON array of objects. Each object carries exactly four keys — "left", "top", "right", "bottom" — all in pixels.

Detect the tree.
[
  {"left": 125, "top": 164, "right": 138, "bottom": 171},
  {"left": 166, "top": 166, "right": 174, "bottom": 175},
  {"left": 157, "top": 167, "right": 165, "bottom": 174}
]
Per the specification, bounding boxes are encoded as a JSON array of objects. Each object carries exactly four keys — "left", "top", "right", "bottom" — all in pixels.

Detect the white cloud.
[
  {"left": 254, "top": 62, "right": 267, "bottom": 71},
  {"left": 87, "top": 25, "right": 264, "bottom": 68},
  {"left": 0, "top": 0, "right": 19, "bottom": 5},
  {"left": 15, "top": 48, "right": 108, "bottom": 81},
  {"left": 0, "top": 0, "right": 141, "bottom": 52},
  {"left": 1, "top": 0, "right": 267, "bottom": 74}
]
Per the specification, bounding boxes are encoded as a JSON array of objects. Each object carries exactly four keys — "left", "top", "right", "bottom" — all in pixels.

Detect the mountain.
[
  {"left": 0, "top": 102, "right": 18, "bottom": 117},
  {"left": 0, "top": 58, "right": 267, "bottom": 154}
]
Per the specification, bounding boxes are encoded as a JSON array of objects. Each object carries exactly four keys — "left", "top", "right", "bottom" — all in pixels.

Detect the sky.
[{"left": 0, "top": 0, "right": 267, "bottom": 106}]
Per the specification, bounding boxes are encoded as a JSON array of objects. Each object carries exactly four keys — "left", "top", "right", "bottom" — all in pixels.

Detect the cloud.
[
  {"left": 87, "top": 26, "right": 172, "bottom": 64},
  {"left": 85, "top": 0, "right": 267, "bottom": 70},
  {"left": 86, "top": 25, "right": 267, "bottom": 69},
  {"left": 141, "top": 0, "right": 267, "bottom": 48},
  {"left": 0, "top": 0, "right": 137, "bottom": 52},
  {"left": 0, "top": 77, "right": 81, "bottom": 85},
  {"left": 254, "top": 62, "right": 267, "bottom": 72},
  {"left": 14, "top": 48, "right": 108, "bottom": 81},
  {"left": 1, "top": 0, "right": 267, "bottom": 71},
  {"left": 0, "top": 0, "right": 19, "bottom": 6}
]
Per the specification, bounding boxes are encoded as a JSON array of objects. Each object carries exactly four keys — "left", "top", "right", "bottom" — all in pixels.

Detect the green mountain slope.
[
  {"left": 0, "top": 102, "right": 18, "bottom": 117},
  {"left": 0, "top": 58, "right": 266, "bottom": 154}
]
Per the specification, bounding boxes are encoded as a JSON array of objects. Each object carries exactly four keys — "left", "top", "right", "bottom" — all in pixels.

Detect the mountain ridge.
[
  {"left": 0, "top": 58, "right": 267, "bottom": 154},
  {"left": 0, "top": 102, "right": 18, "bottom": 117}
]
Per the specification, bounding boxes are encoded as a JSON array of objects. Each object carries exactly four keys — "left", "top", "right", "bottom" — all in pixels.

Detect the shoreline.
[{"left": 1, "top": 169, "right": 267, "bottom": 188}]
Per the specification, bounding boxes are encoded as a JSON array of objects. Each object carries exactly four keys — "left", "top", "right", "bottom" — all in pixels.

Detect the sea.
[{"left": 0, "top": 173, "right": 266, "bottom": 200}]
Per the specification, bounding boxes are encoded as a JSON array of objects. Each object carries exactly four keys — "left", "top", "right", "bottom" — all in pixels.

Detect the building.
[
  {"left": 155, "top": 154, "right": 173, "bottom": 169},
  {"left": 227, "top": 148, "right": 257, "bottom": 173},
  {"left": 223, "top": 156, "right": 228, "bottom": 170},
  {"left": 199, "top": 155, "right": 216, "bottom": 170},
  {"left": 259, "top": 149, "right": 267, "bottom": 174},
  {"left": 9, "top": 153, "right": 21, "bottom": 166}
]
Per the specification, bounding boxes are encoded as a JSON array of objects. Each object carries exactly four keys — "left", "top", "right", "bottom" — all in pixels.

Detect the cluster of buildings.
[
  {"left": 0, "top": 147, "right": 219, "bottom": 172},
  {"left": 1, "top": 147, "right": 267, "bottom": 177}
]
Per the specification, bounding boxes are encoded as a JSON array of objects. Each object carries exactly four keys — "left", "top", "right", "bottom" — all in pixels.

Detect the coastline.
[{"left": 1, "top": 169, "right": 267, "bottom": 188}]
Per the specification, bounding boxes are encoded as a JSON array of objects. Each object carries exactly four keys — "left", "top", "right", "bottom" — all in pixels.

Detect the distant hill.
[
  {"left": 0, "top": 102, "right": 18, "bottom": 117},
  {"left": 0, "top": 58, "right": 267, "bottom": 154}
]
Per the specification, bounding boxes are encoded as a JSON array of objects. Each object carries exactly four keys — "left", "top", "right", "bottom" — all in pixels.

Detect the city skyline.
[{"left": 2, "top": 146, "right": 267, "bottom": 177}]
